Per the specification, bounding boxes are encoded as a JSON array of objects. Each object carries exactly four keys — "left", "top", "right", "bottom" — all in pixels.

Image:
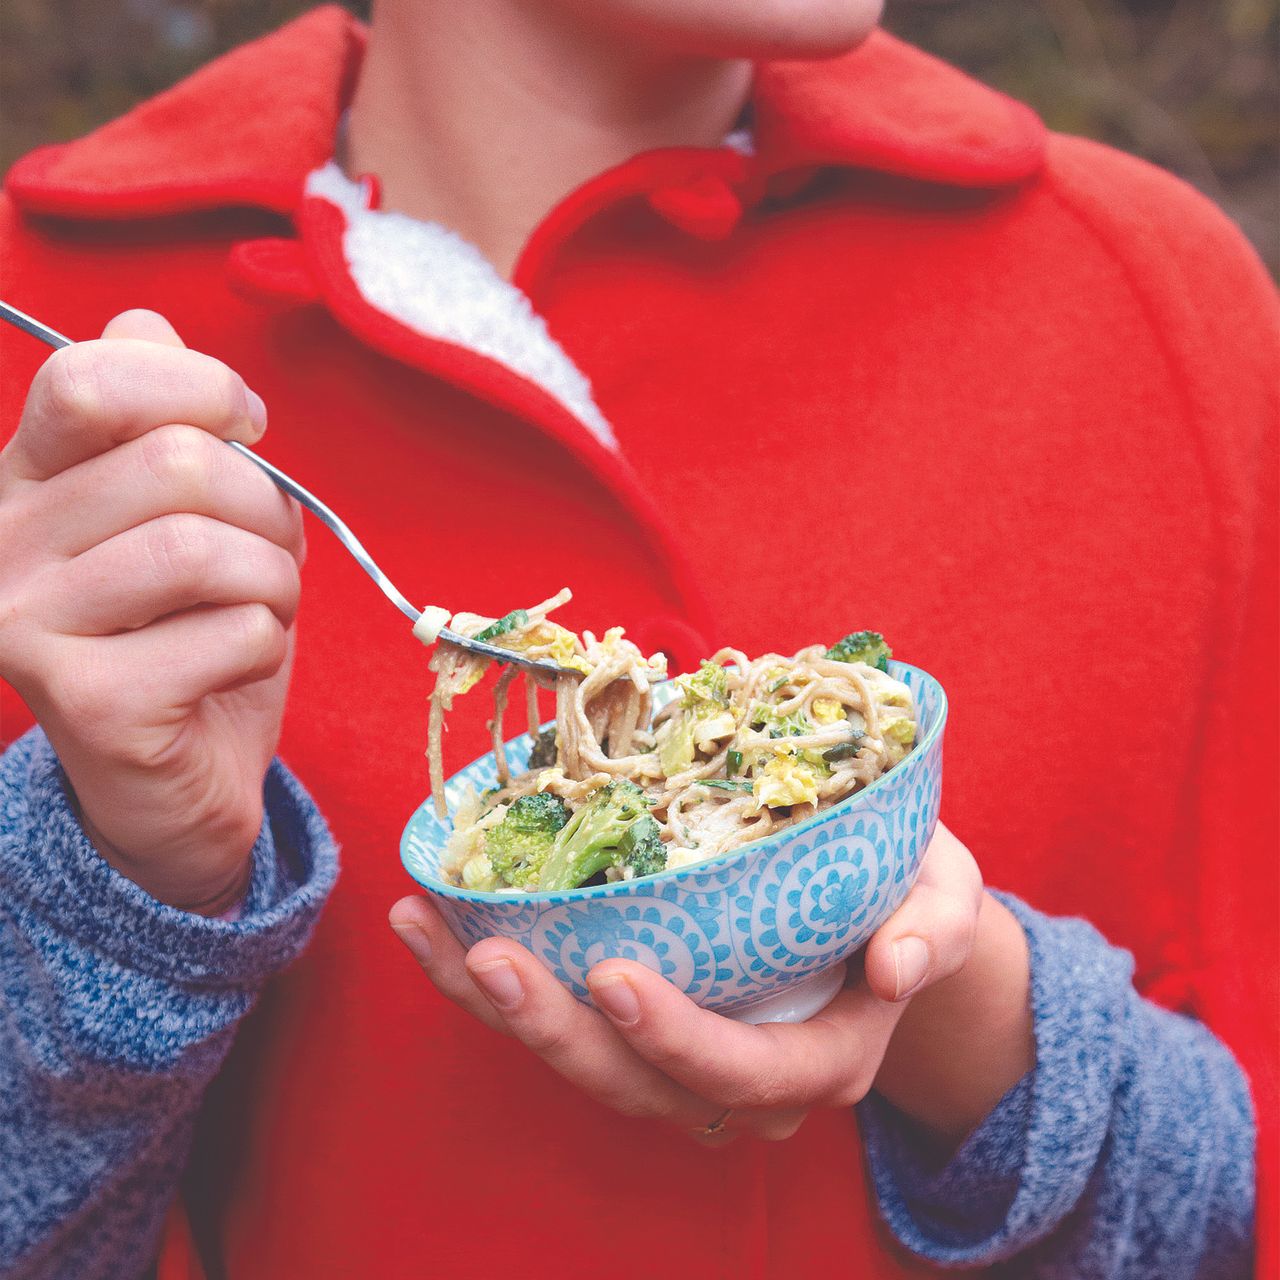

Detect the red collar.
[{"left": 5, "top": 5, "right": 1044, "bottom": 223}]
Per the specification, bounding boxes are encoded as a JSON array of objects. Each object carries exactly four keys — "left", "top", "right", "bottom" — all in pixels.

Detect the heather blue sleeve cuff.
[
  {"left": 1, "top": 726, "right": 339, "bottom": 1277},
  {"left": 859, "top": 1074, "right": 1034, "bottom": 1251},
  {"left": 858, "top": 891, "right": 1255, "bottom": 1277},
  {"left": 3, "top": 727, "right": 338, "bottom": 992}
]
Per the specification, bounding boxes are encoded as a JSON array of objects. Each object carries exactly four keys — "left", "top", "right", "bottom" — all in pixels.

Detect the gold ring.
[{"left": 697, "top": 1108, "right": 734, "bottom": 1137}]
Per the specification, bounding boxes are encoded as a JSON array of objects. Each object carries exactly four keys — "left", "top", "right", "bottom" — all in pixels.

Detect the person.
[{"left": 0, "top": 2, "right": 1275, "bottom": 1277}]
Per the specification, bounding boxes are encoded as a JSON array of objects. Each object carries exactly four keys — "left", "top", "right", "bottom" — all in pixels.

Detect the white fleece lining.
[{"left": 305, "top": 161, "right": 618, "bottom": 450}]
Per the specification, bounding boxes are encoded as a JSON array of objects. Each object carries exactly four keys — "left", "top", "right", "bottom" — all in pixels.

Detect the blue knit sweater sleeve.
[
  {"left": 858, "top": 892, "right": 1255, "bottom": 1278},
  {"left": 0, "top": 728, "right": 338, "bottom": 1280}
]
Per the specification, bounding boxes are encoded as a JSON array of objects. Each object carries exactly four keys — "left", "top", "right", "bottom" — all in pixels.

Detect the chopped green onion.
[
  {"left": 726, "top": 749, "right": 744, "bottom": 777},
  {"left": 696, "top": 779, "right": 752, "bottom": 792},
  {"left": 474, "top": 609, "right": 529, "bottom": 643}
]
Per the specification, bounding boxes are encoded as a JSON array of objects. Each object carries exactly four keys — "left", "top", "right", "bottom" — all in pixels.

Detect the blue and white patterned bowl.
[{"left": 401, "top": 662, "right": 946, "bottom": 1023}]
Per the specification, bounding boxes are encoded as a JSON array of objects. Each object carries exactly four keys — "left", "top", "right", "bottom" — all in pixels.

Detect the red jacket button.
[
  {"left": 226, "top": 238, "right": 322, "bottom": 306},
  {"left": 648, "top": 176, "right": 744, "bottom": 240}
]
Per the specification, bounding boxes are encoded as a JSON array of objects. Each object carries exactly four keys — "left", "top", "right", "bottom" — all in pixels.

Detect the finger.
[
  {"left": 40, "top": 603, "right": 289, "bottom": 745},
  {"left": 103, "top": 602, "right": 289, "bottom": 705},
  {"left": 460, "top": 936, "right": 716, "bottom": 1125},
  {"left": 28, "top": 422, "right": 304, "bottom": 560},
  {"left": 862, "top": 823, "right": 984, "bottom": 1003},
  {"left": 29, "top": 606, "right": 291, "bottom": 776},
  {"left": 734, "top": 1107, "right": 809, "bottom": 1143},
  {"left": 46, "top": 515, "right": 301, "bottom": 635},
  {"left": 100, "top": 309, "right": 187, "bottom": 347},
  {"left": 587, "top": 959, "right": 906, "bottom": 1110},
  {"left": 388, "top": 896, "right": 513, "bottom": 1036},
  {"left": 6, "top": 335, "right": 267, "bottom": 482},
  {"left": 686, "top": 1106, "right": 809, "bottom": 1146},
  {"left": 388, "top": 902, "right": 811, "bottom": 1135}
]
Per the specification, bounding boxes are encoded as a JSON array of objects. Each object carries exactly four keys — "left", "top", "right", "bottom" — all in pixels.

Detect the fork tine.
[{"left": 437, "top": 628, "right": 578, "bottom": 681}]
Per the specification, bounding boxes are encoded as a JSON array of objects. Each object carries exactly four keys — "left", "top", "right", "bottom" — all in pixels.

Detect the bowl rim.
[{"left": 401, "top": 660, "right": 947, "bottom": 905}]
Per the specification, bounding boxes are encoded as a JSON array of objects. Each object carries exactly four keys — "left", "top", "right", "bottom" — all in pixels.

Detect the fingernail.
[
  {"left": 390, "top": 921, "right": 432, "bottom": 967},
  {"left": 245, "top": 387, "right": 268, "bottom": 434},
  {"left": 588, "top": 973, "right": 640, "bottom": 1025},
  {"left": 471, "top": 959, "right": 524, "bottom": 1011},
  {"left": 892, "top": 937, "right": 930, "bottom": 1000}
]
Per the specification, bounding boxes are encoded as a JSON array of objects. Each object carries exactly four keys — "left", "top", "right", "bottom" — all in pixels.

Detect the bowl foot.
[{"left": 723, "top": 964, "right": 846, "bottom": 1025}]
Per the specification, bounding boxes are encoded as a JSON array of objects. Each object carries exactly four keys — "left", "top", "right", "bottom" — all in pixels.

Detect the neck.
[{"left": 347, "top": 1, "right": 752, "bottom": 277}]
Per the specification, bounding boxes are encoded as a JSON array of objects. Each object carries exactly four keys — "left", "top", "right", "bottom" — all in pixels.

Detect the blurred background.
[{"left": 1, "top": 0, "right": 1276, "bottom": 271}]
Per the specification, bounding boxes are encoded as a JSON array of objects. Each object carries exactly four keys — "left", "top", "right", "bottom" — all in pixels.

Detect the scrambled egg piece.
[
  {"left": 539, "top": 624, "right": 592, "bottom": 674},
  {"left": 878, "top": 712, "right": 917, "bottom": 765},
  {"left": 503, "top": 622, "right": 591, "bottom": 674},
  {"left": 753, "top": 754, "right": 821, "bottom": 810},
  {"left": 454, "top": 665, "right": 487, "bottom": 696},
  {"left": 882, "top": 715, "right": 916, "bottom": 746},
  {"left": 810, "top": 697, "right": 844, "bottom": 724}
]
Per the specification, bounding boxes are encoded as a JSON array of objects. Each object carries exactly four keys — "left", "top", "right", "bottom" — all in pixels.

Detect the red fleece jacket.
[{"left": 2, "top": 8, "right": 1276, "bottom": 1278}]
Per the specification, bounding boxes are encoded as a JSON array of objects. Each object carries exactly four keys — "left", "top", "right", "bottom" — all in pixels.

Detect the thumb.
[
  {"left": 863, "top": 824, "right": 983, "bottom": 1003},
  {"left": 100, "top": 308, "right": 187, "bottom": 347}
]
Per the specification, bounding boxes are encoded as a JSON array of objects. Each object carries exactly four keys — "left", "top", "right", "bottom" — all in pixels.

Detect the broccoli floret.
[
  {"left": 486, "top": 792, "right": 570, "bottom": 888},
  {"left": 474, "top": 608, "right": 529, "bottom": 644},
  {"left": 825, "top": 630, "right": 892, "bottom": 672},
  {"left": 618, "top": 813, "right": 666, "bottom": 880},
  {"left": 538, "top": 781, "right": 666, "bottom": 891},
  {"left": 527, "top": 726, "right": 558, "bottom": 770}
]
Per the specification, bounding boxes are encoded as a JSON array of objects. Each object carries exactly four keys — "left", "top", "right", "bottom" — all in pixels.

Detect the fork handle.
[{"left": 0, "top": 300, "right": 68, "bottom": 350}]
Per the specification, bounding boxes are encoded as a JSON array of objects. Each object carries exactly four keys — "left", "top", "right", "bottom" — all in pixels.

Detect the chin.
[{"left": 562, "top": 0, "right": 884, "bottom": 60}]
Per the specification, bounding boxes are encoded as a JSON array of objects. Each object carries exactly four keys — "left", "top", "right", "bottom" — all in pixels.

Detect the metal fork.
[{"left": 0, "top": 299, "right": 576, "bottom": 680}]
